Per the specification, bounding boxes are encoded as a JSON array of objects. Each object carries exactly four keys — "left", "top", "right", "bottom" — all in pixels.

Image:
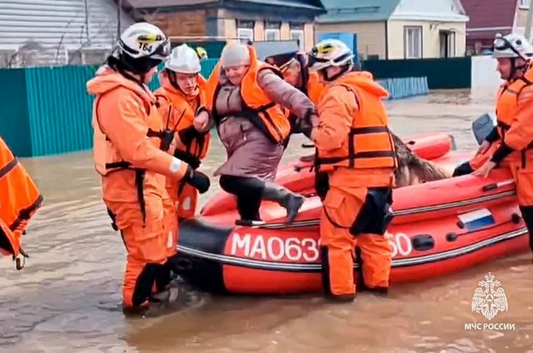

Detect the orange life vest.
[
  {"left": 93, "top": 78, "right": 165, "bottom": 176},
  {"left": 207, "top": 45, "right": 291, "bottom": 144},
  {"left": 92, "top": 75, "right": 167, "bottom": 228},
  {"left": 154, "top": 75, "right": 211, "bottom": 168},
  {"left": 0, "top": 137, "right": 43, "bottom": 258},
  {"left": 315, "top": 72, "right": 397, "bottom": 172},
  {"left": 495, "top": 65, "right": 533, "bottom": 157}
]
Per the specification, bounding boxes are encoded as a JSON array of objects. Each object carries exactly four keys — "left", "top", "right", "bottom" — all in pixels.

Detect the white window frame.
[
  {"left": 404, "top": 26, "right": 422, "bottom": 59},
  {"left": 265, "top": 29, "right": 280, "bottom": 41},
  {"left": 520, "top": 0, "right": 530, "bottom": 8},
  {"left": 237, "top": 28, "right": 254, "bottom": 44},
  {"left": 290, "top": 29, "right": 305, "bottom": 50}
]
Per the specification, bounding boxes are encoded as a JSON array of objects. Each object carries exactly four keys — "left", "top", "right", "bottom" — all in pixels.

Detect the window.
[
  {"left": 237, "top": 20, "right": 254, "bottom": 43},
  {"left": 290, "top": 23, "right": 305, "bottom": 50},
  {"left": 439, "top": 31, "right": 456, "bottom": 58},
  {"left": 265, "top": 21, "right": 281, "bottom": 41},
  {"left": 404, "top": 26, "right": 422, "bottom": 59},
  {"left": 520, "top": 0, "right": 530, "bottom": 8},
  {"left": 290, "top": 30, "right": 304, "bottom": 50}
]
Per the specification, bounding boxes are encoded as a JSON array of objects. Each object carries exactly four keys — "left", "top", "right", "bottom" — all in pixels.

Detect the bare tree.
[{"left": 54, "top": 18, "right": 77, "bottom": 64}]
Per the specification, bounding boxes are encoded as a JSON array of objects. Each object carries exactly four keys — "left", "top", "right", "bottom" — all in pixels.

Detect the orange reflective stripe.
[
  {"left": 0, "top": 137, "right": 42, "bottom": 256},
  {"left": 317, "top": 126, "right": 397, "bottom": 169},
  {"left": 208, "top": 45, "right": 291, "bottom": 144}
]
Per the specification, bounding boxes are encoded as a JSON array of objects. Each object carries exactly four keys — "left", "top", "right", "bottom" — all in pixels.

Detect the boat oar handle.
[
  {"left": 301, "top": 143, "right": 315, "bottom": 148},
  {"left": 481, "top": 179, "right": 515, "bottom": 192}
]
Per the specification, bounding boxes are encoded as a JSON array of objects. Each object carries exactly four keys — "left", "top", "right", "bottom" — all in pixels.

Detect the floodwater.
[{"left": 2, "top": 89, "right": 533, "bottom": 353}]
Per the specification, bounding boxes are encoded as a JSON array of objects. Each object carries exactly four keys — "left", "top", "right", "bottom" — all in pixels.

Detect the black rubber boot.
[
  {"left": 220, "top": 175, "right": 264, "bottom": 221},
  {"left": 261, "top": 182, "right": 304, "bottom": 222},
  {"left": 519, "top": 205, "right": 533, "bottom": 261},
  {"left": 452, "top": 161, "right": 474, "bottom": 177}
]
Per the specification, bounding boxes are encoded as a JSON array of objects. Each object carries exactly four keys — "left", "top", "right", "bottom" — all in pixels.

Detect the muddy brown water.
[{"left": 1, "top": 89, "right": 532, "bottom": 353}]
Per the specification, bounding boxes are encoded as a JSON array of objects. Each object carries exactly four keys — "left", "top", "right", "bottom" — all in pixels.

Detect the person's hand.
[
  {"left": 475, "top": 140, "right": 491, "bottom": 156},
  {"left": 472, "top": 160, "right": 496, "bottom": 178},
  {"left": 194, "top": 111, "right": 210, "bottom": 132}
]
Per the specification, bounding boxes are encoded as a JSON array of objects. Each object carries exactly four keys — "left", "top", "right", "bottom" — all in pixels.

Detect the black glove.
[
  {"left": 174, "top": 149, "right": 201, "bottom": 169},
  {"left": 178, "top": 126, "right": 201, "bottom": 146},
  {"left": 185, "top": 167, "right": 210, "bottom": 194}
]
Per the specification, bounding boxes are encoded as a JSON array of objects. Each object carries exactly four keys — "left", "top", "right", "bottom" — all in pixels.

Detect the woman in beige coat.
[{"left": 196, "top": 43, "right": 317, "bottom": 223}]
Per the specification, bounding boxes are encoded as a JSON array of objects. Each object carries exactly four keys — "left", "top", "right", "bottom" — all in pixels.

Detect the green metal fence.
[{"left": 0, "top": 58, "right": 433, "bottom": 157}]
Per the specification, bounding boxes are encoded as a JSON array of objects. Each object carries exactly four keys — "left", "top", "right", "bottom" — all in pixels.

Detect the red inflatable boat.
[
  {"left": 172, "top": 132, "right": 530, "bottom": 295},
  {"left": 201, "top": 131, "right": 456, "bottom": 215}
]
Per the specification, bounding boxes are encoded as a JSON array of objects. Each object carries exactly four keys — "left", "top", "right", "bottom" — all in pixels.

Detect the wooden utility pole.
[
  {"left": 117, "top": 0, "right": 122, "bottom": 39},
  {"left": 525, "top": 0, "right": 533, "bottom": 40}
]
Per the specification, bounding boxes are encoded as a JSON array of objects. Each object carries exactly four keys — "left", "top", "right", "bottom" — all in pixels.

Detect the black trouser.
[
  {"left": 220, "top": 175, "right": 265, "bottom": 221},
  {"left": 452, "top": 161, "right": 474, "bottom": 177},
  {"left": 519, "top": 206, "right": 533, "bottom": 253}
]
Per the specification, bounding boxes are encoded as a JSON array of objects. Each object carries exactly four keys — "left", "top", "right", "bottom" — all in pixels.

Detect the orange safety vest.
[
  {"left": 93, "top": 80, "right": 165, "bottom": 176},
  {"left": 495, "top": 64, "right": 533, "bottom": 161},
  {"left": 0, "top": 137, "right": 43, "bottom": 258},
  {"left": 315, "top": 72, "right": 398, "bottom": 171},
  {"left": 92, "top": 76, "right": 167, "bottom": 228},
  {"left": 154, "top": 77, "right": 211, "bottom": 167},
  {"left": 207, "top": 45, "right": 291, "bottom": 144}
]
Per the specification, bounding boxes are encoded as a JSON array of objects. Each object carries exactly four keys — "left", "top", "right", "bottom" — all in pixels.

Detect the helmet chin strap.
[
  {"left": 510, "top": 58, "right": 530, "bottom": 80},
  {"left": 319, "top": 63, "right": 352, "bottom": 82}
]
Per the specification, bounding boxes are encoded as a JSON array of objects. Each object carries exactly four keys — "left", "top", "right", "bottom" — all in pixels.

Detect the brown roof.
[
  {"left": 461, "top": 0, "right": 517, "bottom": 31},
  {"left": 125, "top": 0, "right": 218, "bottom": 9}
]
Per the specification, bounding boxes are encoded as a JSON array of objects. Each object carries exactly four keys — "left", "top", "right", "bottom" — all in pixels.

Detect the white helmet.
[
  {"left": 165, "top": 44, "right": 201, "bottom": 74},
  {"left": 117, "top": 22, "right": 170, "bottom": 61},
  {"left": 492, "top": 33, "right": 533, "bottom": 61},
  {"left": 308, "top": 39, "right": 354, "bottom": 72}
]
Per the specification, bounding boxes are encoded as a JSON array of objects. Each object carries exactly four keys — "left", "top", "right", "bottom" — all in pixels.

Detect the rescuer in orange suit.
[
  {"left": 154, "top": 43, "right": 211, "bottom": 225},
  {"left": 87, "top": 22, "right": 210, "bottom": 315},
  {"left": 471, "top": 33, "right": 533, "bottom": 257},
  {"left": 301, "top": 39, "right": 397, "bottom": 301},
  {"left": 0, "top": 136, "right": 43, "bottom": 271}
]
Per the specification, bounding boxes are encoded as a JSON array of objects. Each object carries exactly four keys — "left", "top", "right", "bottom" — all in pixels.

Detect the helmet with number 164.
[{"left": 113, "top": 22, "right": 171, "bottom": 74}]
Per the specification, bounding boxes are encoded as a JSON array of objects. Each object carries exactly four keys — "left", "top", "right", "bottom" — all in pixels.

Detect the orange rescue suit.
[
  {"left": 87, "top": 66, "right": 190, "bottom": 310},
  {"left": 0, "top": 136, "right": 43, "bottom": 269},
  {"left": 206, "top": 45, "right": 292, "bottom": 144},
  {"left": 312, "top": 71, "right": 397, "bottom": 300},
  {"left": 490, "top": 65, "right": 533, "bottom": 254},
  {"left": 154, "top": 74, "right": 211, "bottom": 221}
]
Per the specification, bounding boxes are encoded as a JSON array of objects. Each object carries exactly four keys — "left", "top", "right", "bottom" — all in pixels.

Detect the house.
[
  {"left": 123, "top": 0, "right": 325, "bottom": 53},
  {"left": 315, "top": 0, "right": 469, "bottom": 60},
  {"left": 461, "top": 0, "right": 519, "bottom": 54},
  {"left": 0, "top": 0, "right": 133, "bottom": 68}
]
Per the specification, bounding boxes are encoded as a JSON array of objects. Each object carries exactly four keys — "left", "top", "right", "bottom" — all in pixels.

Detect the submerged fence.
[{"left": 0, "top": 59, "right": 428, "bottom": 157}]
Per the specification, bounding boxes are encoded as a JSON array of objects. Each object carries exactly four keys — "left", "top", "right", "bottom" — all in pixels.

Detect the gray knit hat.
[{"left": 220, "top": 43, "right": 251, "bottom": 68}]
